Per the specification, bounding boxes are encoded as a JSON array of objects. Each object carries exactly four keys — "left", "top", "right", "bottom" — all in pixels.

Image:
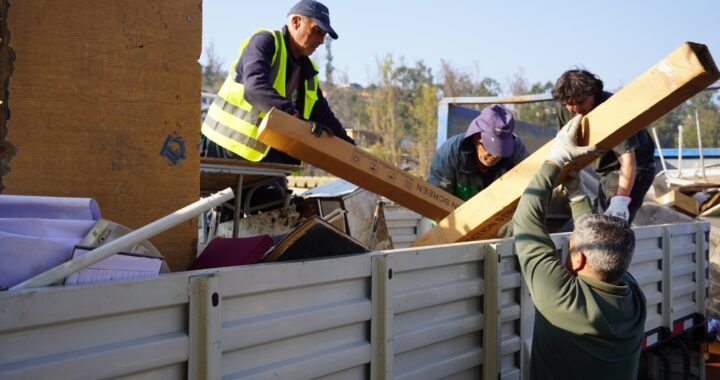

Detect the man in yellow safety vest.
[{"left": 202, "top": 0, "right": 355, "bottom": 165}]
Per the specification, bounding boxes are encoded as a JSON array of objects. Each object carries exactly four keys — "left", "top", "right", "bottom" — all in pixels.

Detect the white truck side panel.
[
  {"left": 389, "top": 241, "right": 487, "bottom": 379},
  {"left": 385, "top": 209, "right": 424, "bottom": 248},
  {"left": 0, "top": 222, "right": 710, "bottom": 379},
  {"left": 631, "top": 226, "right": 665, "bottom": 332}
]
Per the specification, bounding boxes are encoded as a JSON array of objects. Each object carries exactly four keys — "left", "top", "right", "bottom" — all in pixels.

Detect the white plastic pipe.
[
  {"left": 677, "top": 124, "right": 683, "bottom": 178},
  {"left": 11, "top": 188, "right": 235, "bottom": 290},
  {"left": 652, "top": 127, "right": 668, "bottom": 173},
  {"left": 695, "top": 108, "right": 707, "bottom": 180}
]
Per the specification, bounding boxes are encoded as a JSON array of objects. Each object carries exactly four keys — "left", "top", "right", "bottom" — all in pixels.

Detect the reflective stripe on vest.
[
  {"left": 304, "top": 60, "right": 319, "bottom": 119},
  {"left": 201, "top": 29, "right": 320, "bottom": 162}
]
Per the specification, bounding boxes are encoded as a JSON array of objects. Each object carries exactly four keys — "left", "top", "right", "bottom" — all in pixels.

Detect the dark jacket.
[
  {"left": 427, "top": 128, "right": 527, "bottom": 201},
  {"left": 237, "top": 27, "right": 353, "bottom": 145}
]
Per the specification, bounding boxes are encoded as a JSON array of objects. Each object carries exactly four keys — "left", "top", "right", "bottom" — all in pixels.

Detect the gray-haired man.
[{"left": 513, "top": 115, "right": 647, "bottom": 379}]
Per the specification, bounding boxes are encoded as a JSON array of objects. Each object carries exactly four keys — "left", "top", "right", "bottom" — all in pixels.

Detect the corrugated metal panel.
[
  {"left": 498, "top": 240, "right": 523, "bottom": 379},
  {"left": 390, "top": 243, "right": 486, "bottom": 379},
  {"left": 385, "top": 209, "right": 423, "bottom": 248},
  {"left": 218, "top": 255, "right": 372, "bottom": 379},
  {"left": 630, "top": 226, "right": 664, "bottom": 332},
  {"left": 667, "top": 224, "right": 704, "bottom": 323},
  {"left": 0, "top": 275, "right": 191, "bottom": 379},
  {"left": 0, "top": 221, "right": 710, "bottom": 379}
]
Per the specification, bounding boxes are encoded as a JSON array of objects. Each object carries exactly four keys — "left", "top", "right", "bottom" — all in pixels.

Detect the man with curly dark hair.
[{"left": 552, "top": 69, "right": 655, "bottom": 224}]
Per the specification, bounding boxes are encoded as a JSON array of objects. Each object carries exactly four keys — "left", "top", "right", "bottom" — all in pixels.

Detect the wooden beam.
[
  {"left": 257, "top": 110, "right": 463, "bottom": 222},
  {"left": 4, "top": 0, "right": 202, "bottom": 269},
  {"left": 413, "top": 42, "right": 719, "bottom": 247},
  {"left": 658, "top": 190, "right": 699, "bottom": 217}
]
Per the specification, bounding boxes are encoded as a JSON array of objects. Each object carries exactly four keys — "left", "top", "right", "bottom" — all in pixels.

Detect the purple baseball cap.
[
  {"left": 288, "top": 0, "right": 338, "bottom": 39},
  {"left": 465, "top": 104, "right": 515, "bottom": 158}
]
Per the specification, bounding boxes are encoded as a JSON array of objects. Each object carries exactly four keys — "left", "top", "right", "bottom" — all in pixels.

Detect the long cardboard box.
[
  {"left": 413, "top": 42, "right": 719, "bottom": 247},
  {"left": 257, "top": 111, "right": 463, "bottom": 221}
]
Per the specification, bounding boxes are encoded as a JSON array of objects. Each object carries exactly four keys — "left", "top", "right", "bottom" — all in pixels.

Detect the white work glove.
[
  {"left": 560, "top": 171, "right": 586, "bottom": 201},
  {"left": 604, "top": 195, "right": 631, "bottom": 221},
  {"left": 546, "top": 115, "right": 598, "bottom": 167},
  {"left": 496, "top": 221, "right": 513, "bottom": 238}
]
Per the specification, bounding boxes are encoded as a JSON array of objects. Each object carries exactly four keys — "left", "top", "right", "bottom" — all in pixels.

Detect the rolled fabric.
[
  {"left": 0, "top": 195, "right": 101, "bottom": 220},
  {"left": 0, "top": 195, "right": 101, "bottom": 289},
  {"left": 0, "top": 222, "right": 95, "bottom": 288}
]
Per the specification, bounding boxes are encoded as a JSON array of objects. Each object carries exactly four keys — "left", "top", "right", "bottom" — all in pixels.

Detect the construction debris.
[{"left": 658, "top": 190, "right": 700, "bottom": 216}]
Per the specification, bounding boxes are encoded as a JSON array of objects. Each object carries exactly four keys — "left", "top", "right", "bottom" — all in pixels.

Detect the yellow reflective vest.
[{"left": 201, "top": 29, "right": 319, "bottom": 162}]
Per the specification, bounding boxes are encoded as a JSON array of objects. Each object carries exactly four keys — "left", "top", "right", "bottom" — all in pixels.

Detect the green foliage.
[
  {"left": 202, "top": 42, "right": 228, "bottom": 92},
  {"left": 367, "top": 55, "right": 402, "bottom": 166},
  {"left": 649, "top": 102, "right": 689, "bottom": 149},
  {"left": 508, "top": 73, "right": 556, "bottom": 128},
  {"left": 410, "top": 84, "right": 439, "bottom": 178},
  {"left": 650, "top": 90, "right": 720, "bottom": 150},
  {"left": 324, "top": 36, "right": 335, "bottom": 87},
  {"left": 679, "top": 91, "right": 720, "bottom": 149},
  {"left": 439, "top": 60, "right": 500, "bottom": 97}
]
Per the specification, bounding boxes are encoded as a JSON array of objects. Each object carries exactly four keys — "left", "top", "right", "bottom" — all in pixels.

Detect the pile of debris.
[{"left": 652, "top": 170, "right": 720, "bottom": 219}]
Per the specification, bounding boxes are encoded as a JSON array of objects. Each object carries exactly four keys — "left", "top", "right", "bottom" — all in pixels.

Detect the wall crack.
[{"left": 0, "top": 0, "right": 16, "bottom": 193}]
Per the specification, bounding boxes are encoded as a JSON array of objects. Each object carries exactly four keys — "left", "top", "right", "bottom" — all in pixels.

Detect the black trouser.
[{"left": 596, "top": 164, "right": 655, "bottom": 224}]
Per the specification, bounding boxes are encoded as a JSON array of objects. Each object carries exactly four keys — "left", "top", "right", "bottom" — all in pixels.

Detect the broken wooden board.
[
  {"left": 413, "top": 42, "right": 719, "bottom": 247},
  {"left": 658, "top": 190, "right": 699, "bottom": 217},
  {"left": 702, "top": 192, "right": 720, "bottom": 214},
  {"left": 3, "top": 1, "right": 201, "bottom": 270},
  {"left": 257, "top": 109, "right": 463, "bottom": 221}
]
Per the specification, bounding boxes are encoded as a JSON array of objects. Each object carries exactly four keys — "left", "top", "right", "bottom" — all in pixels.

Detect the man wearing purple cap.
[
  {"left": 202, "top": 0, "right": 354, "bottom": 165},
  {"left": 428, "top": 104, "right": 528, "bottom": 201}
]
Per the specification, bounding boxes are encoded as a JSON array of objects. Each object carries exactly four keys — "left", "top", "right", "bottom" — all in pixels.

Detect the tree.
[
  {"left": 394, "top": 60, "right": 437, "bottom": 177},
  {"left": 645, "top": 88, "right": 720, "bottom": 152},
  {"left": 367, "top": 55, "right": 402, "bottom": 166},
  {"left": 507, "top": 71, "right": 556, "bottom": 127},
  {"left": 324, "top": 35, "right": 335, "bottom": 87},
  {"left": 649, "top": 102, "right": 688, "bottom": 149},
  {"left": 324, "top": 84, "right": 370, "bottom": 137},
  {"left": 439, "top": 60, "right": 500, "bottom": 98},
  {"left": 409, "top": 83, "right": 439, "bottom": 178},
  {"left": 678, "top": 89, "right": 720, "bottom": 148},
  {"left": 202, "top": 42, "right": 227, "bottom": 92}
]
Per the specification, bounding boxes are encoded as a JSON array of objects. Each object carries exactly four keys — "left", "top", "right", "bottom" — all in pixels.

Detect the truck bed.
[{"left": 0, "top": 221, "right": 709, "bottom": 379}]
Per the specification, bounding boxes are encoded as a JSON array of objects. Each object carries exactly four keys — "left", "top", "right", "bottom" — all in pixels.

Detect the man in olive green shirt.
[{"left": 513, "top": 115, "right": 647, "bottom": 379}]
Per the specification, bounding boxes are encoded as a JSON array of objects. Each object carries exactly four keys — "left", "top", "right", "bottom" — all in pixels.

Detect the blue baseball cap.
[{"left": 288, "top": 0, "right": 338, "bottom": 39}]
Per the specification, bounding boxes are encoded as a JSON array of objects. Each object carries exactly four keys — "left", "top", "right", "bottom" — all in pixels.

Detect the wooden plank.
[
  {"left": 3, "top": 1, "right": 201, "bottom": 269},
  {"left": 257, "top": 110, "right": 463, "bottom": 221},
  {"left": 413, "top": 42, "right": 719, "bottom": 247},
  {"left": 701, "top": 192, "right": 720, "bottom": 213},
  {"left": 659, "top": 190, "right": 699, "bottom": 217}
]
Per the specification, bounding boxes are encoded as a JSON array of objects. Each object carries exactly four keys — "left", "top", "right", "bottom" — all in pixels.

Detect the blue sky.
[{"left": 201, "top": 0, "right": 719, "bottom": 93}]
